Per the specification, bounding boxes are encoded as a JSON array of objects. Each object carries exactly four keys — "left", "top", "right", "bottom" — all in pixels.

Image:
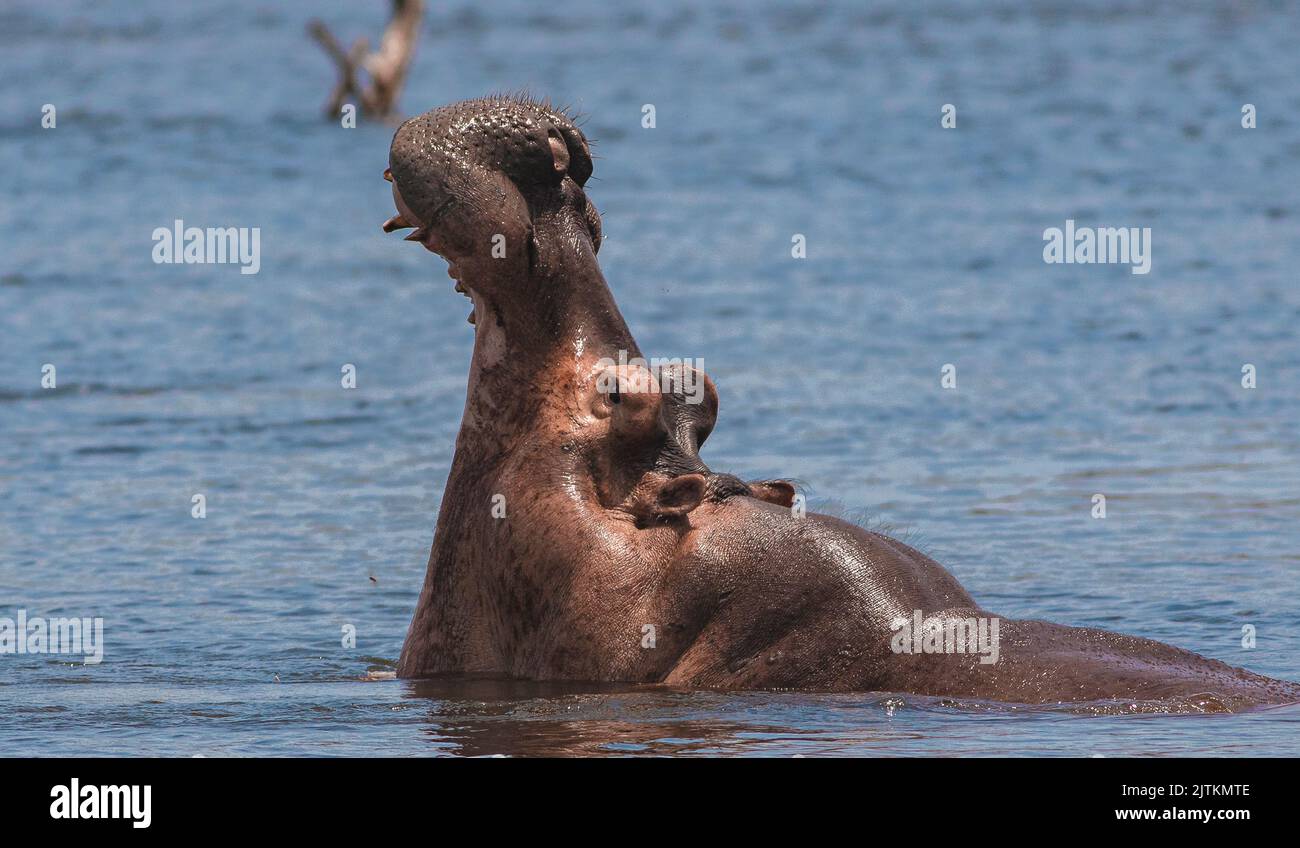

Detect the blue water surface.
[{"left": 2, "top": 0, "right": 1299, "bottom": 756}]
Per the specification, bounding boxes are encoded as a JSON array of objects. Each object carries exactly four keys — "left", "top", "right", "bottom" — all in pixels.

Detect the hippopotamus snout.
[{"left": 393, "top": 97, "right": 592, "bottom": 193}]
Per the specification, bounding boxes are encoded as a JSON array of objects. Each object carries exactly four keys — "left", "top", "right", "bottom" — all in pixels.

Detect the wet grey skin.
[{"left": 381, "top": 95, "right": 1300, "bottom": 711}]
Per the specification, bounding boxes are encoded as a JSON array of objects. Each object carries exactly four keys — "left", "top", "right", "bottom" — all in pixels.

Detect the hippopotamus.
[{"left": 381, "top": 95, "right": 1300, "bottom": 711}]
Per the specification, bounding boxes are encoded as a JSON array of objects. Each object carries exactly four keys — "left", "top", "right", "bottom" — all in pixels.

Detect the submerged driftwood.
[{"left": 308, "top": 0, "right": 424, "bottom": 121}]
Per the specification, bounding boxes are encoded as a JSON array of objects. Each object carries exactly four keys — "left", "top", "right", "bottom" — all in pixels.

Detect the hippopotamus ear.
[
  {"left": 647, "top": 473, "right": 707, "bottom": 520},
  {"left": 748, "top": 480, "right": 796, "bottom": 508}
]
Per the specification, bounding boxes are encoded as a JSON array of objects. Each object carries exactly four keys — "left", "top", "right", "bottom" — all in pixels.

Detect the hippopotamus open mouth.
[
  {"left": 380, "top": 96, "right": 1300, "bottom": 710},
  {"left": 381, "top": 97, "right": 600, "bottom": 327}
]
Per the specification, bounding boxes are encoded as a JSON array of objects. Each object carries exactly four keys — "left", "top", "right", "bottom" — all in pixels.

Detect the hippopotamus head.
[{"left": 383, "top": 95, "right": 794, "bottom": 526}]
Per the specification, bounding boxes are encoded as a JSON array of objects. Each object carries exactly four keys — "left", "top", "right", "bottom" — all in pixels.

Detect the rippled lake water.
[{"left": 3, "top": 0, "right": 1300, "bottom": 756}]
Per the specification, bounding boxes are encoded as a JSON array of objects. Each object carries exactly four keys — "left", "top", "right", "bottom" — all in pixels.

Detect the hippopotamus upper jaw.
[{"left": 381, "top": 96, "right": 604, "bottom": 333}]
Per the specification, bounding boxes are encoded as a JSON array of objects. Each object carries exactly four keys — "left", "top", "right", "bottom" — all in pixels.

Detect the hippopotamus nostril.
[
  {"left": 546, "top": 128, "right": 570, "bottom": 175},
  {"left": 556, "top": 127, "right": 594, "bottom": 187}
]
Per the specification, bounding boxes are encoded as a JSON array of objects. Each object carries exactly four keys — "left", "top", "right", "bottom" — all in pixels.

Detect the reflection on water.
[
  {"left": 9, "top": 673, "right": 1300, "bottom": 757},
  {"left": 398, "top": 678, "right": 1300, "bottom": 757},
  {"left": 3, "top": 0, "right": 1300, "bottom": 756},
  {"left": 405, "top": 678, "right": 783, "bottom": 758}
]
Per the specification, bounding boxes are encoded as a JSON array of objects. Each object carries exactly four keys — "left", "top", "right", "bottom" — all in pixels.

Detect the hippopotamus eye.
[{"left": 609, "top": 383, "right": 621, "bottom": 405}]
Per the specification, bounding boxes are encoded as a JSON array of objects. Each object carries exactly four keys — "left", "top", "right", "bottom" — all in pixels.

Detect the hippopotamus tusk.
[{"left": 381, "top": 214, "right": 412, "bottom": 233}]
